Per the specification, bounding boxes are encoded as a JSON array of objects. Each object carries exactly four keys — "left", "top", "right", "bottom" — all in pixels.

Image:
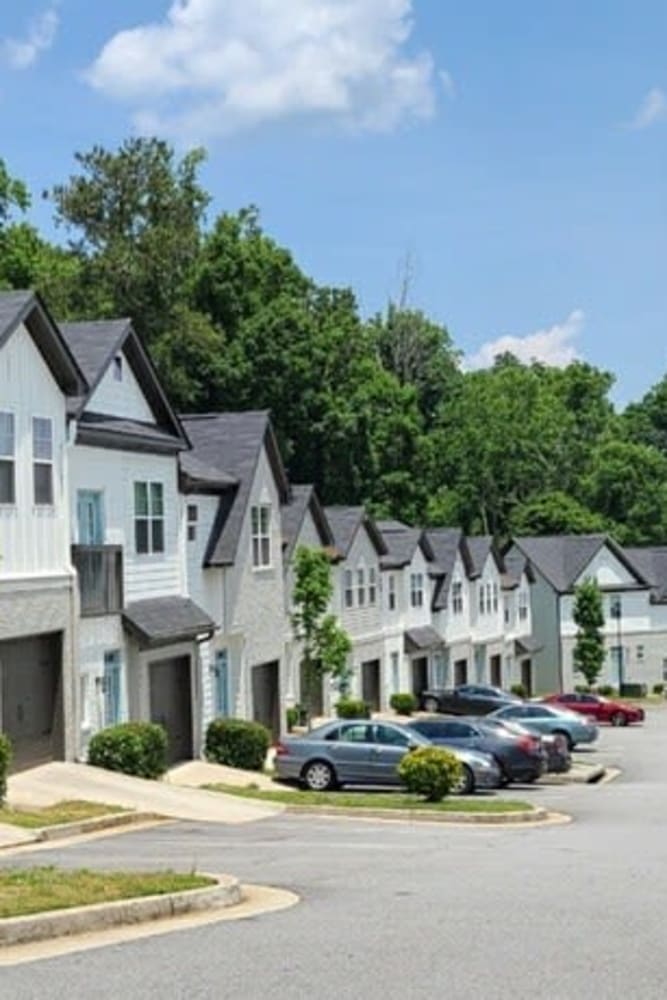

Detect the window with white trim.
[
  {"left": 0, "top": 411, "right": 15, "bottom": 504},
  {"left": 134, "top": 481, "right": 165, "bottom": 554},
  {"left": 357, "top": 567, "right": 366, "bottom": 607},
  {"left": 344, "top": 569, "right": 354, "bottom": 608},
  {"left": 518, "top": 589, "right": 529, "bottom": 621},
  {"left": 452, "top": 580, "right": 463, "bottom": 614},
  {"left": 368, "top": 567, "right": 377, "bottom": 605},
  {"left": 251, "top": 504, "right": 271, "bottom": 568},
  {"left": 32, "top": 417, "right": 54, "bottom": 505},
  {"left": 187, "top": 503, "right": 198, "bottom": 542},
  {"left": 479, "top": 583, "right": 485, "bottom": 614},
  {"left": 486, "top": 582, "right": 493, "bottom": 614},
  {"left": 410, "top": 572, "right": 424, "bottom": 608},
  {"left": 492, "top": 582, "right": 498, "bottom": 612},
  {"left": 388, "top": 574, "right": 396, "bottom": 611}
]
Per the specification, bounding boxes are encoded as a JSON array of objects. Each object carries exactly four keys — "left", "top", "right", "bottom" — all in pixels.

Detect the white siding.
[
  {"left": 183, "top": 493, "right": 224, "bottom": 628},
  {"left": 87, "top": 353, "right": 155, "bottom": 423}
]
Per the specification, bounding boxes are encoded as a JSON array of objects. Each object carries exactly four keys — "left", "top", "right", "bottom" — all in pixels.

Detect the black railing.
[{"left": 71, "top": 545, "right": 123, "bottom": 616}]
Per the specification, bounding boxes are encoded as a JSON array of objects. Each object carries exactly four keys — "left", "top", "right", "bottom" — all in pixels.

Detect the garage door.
[
  {"left": 0, "top": 633, "right": 64, "bottom": 771},
  {"left": 149, "top": 656, "right": 193, "bottom": 764}
]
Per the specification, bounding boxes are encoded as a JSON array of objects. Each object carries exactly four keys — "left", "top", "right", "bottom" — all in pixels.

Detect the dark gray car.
[{"left": 420, "top": 684, "right": 522, "bottom": 716}]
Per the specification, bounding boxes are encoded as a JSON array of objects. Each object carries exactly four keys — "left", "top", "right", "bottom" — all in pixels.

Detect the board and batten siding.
[
  {"left": 183, "top": 493, "right": 225, "bottom": 627},
  {"left": 68, "top": 445, "right": 182, "bottom": 602},
  {"left": 335, "top": 526, "right": 383, "bottom": 641},
  {"left": 86, "top": 351, "right": 155, "bottom": 423},
  {"left": 0, "top": 322, "right": 71, "bottom": 577}
]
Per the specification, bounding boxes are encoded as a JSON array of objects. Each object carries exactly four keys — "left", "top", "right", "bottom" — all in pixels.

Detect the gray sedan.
[
  {"left": 274, "top": 719, "right": 502, "bottom": 794},
  {"left": 489, "top": 703, "right": 599, "bottom": 749}
]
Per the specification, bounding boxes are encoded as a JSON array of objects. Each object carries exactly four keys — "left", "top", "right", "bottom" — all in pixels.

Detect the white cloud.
[
  {"left": 629, "top": 87, "right": 667, "bottom": 129},
  {"left": 465, "top": 310, "right": 584, "bottom": 370},
  {"left": 1, "top": 5, "right": 59, "bottom": 70},
  {"left": 86, "top": 0, "right": 442, "bottom": 139}
]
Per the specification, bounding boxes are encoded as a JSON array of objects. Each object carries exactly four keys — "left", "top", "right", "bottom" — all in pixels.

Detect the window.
[
  {"left": 339, "top": 723, "right": 372, "bottom": 744},
  {"left": 374, "top": 724, "right": 409, "bottom": 747},
  {"left": 518, "top": 589, "right": 529, "bottom": 621},
  {"left": 368, "top": 567, "right": 377, "bottom": 605},
  {"left": 357, "top": 567, "right": 365, "bottom": 607},
  {"left": 187, "top": 503, "right": 198, "bottom": 542},
  {"left": 492, "top": 582, "right": 499, "bottom": 612},
  {"left": 610, "top": 596, "right": 622, "bottom": 619},
  {"left": 410, "top": 572, "right": 424, "bottom": 608},
  {"left": 486, "top": 582, "right": 493, "bottom": 614},
  {"left": 479, "top": 583, "right": 485, "bottom": 614},
  {"left": 388, "top": 574, "right": 396, "bottom": 611},
  {"left": 113, "top": 355, "right": 123, "bottom": 381},
  {"left": 344, "top": 569, "right": 354, "bottom": 608},
  {"left": 251, "top": 504, "right": 271, "bottom": 567},
  {"left": 0, "top": 411, "right": 15, "bottom": 504},
  {"left": 452, "top": 580, "right": 463, "bottom": 614},
  {"left": 503, "top": 598, "right": 510, "bottom": 625},
  {"left": 134, "top": 481, "right": 165, "bottom": 554},
  {"left": 32, "top": 417, "right": 53, "bottom": 505},
  {"left": 636, "top": 645, "right": 644, "bottom": 662}
]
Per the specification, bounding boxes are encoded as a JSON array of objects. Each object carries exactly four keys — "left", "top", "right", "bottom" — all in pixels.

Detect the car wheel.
[
  {"left": 610, "top": 711, "right": 628, "bottom": 727},
  {"left": 302, "top": 760, "right": 337, "bottom": 792},
  {"left": 451, "top": 763, "right": 475, "bottom": 795},
  {"left": 423, "top": 696, "right": 440, "bottom": 713},
  {"left": 553, "top": 729, "right": 573, "bottom": 752}
]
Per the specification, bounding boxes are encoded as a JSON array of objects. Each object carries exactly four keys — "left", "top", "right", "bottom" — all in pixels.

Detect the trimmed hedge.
[
  {"left": 596, "top": 684, "right": 617, "bottom": 697},
  {"left": 389, "top": 692, "right": 418, "bottom": 716},
  {"left": 87, "top": 722, "right": 168, "bottom": 779},
  {"left": 334, "top": 698, "right": 370, "bottom": 719},
  {"left": 510, "top": 684, "right": 527, "bottom": 699},
  {"left": 0, "top": 733, "right": 11, "bottom": 806},
  {"left": 205, "top": 718, "right": 271, "bottom": 771},
  {"left": 398, "top": 746, "right": 462, "bottom": 802},
  {"left": 653, "top": 683, "right": 665, "bottom": 696}
]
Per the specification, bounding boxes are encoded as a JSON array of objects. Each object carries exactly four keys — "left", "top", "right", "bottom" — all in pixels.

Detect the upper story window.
[
  {"left": 32, "top": 417, "right": 54, "bottom": 505},
  {"left": 486, "top": 582, "right": 493, "bottom": 614},
  {"left": 251, "top": 503, "right": 271, "bottom": 568},
  {"left": 492, "top": 582, "right": 499, "bottom": 612},
  {"left": 0, "top": 411, "right": 15, "bottom": 504},
  {"left": 452, "top": 580, "right": 463, "bottom": 614},
  {"left": 134, "top": 481, "right": 164, "bottom": 554},
  {"left": 478, "top": 583, "right": 485, "bottom": 614},
  {"left": 388, "top": 574, "right": 396, "bottom": 611},
  {"left": 410, "top": 572, "right": 424, "bottom": 608},
  {"left": 187, "top": 503, "right": 198, "bottom": 542},
  {"left": 609, "top": 595, "right": 622, "bottom": 619},
  {"left": 113, "top": 355, "right": 123, "bottom": 381},
  {"left": 344, "top": 569, "right": 354, "bottom": 608},
  {"left": 357, "top": 567, "right": 366, "bottom": 607},
  {"left": 504, "top": 598, "right": 510, "bottom": 625},
  {"left": 368, "top": 567, "right": 377, "bottom": 605},
  {"left": 518, "top": 589, "right": 529, "bottom": 621}
]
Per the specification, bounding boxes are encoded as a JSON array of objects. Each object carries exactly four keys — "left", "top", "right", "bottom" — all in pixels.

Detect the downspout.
[{"left": 556, "top": 592, "right": 564, "bottom": 692}]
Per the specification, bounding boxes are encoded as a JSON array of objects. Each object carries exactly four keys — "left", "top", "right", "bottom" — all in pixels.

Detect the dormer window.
[
  {"left": 251, "top": 503, "right": 271, "bottom": 568},
  {"left": 452, "top": 580, "right": 463, "bottom": 614},
  {"left": 113, "top": 355, "right": 123, "bottom": 381}
]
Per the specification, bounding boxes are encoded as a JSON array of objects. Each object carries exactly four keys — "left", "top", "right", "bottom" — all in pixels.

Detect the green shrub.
[
  {"left": 574, "top": 684, "right": 590, "bottom": 693},
  {"left": 389, "top": 692, "right": 418, "bottom": 716},
  {"left": 596, "top": 684, "right": 617, "bottom": 697},
  {"left": 510, "top": 684, "right": 527, "bottom": 699},
  {"left": 334, "top": 698, "right": 370, "bottom": 719},
  {"left": 286, "top": 706, "right": 300, "bottom": 732},
  {"left": 205, "top": 718, "right": 270, "bottom": 771},
  {"left": 398, "top": 746, "right": 462, "bottom": 802},
  {"left": 652, "top": 683, "right": 665, "bottom": 696},
  {"left": 87, "top": 722, "right": 167, "bottom": 779},
  {"left": 0, "top": 733, "right": 12, "bottom": 806}
]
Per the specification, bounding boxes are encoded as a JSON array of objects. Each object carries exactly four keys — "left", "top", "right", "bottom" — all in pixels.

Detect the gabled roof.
[
  {"left": 323, "top": 506, "right": 387, "bottom": 558},
  {"left": 181, "top": 411, "right": 290, "bottom": 567},
  {"left": 424, "top": 527, "right": 469, "bottom": 611},
  {"left": 0, "top": 289, "right": 86, "bottom": 397},
  {"left": 624, "top": 546, "right": 667, "bottom": 603},
  {"left": 60, "top": 318, "right": 188, "bottom": 452},
  {"left": 376, "top": 520, "right": 432, "bottom": 570},
  {"left": 122, "top": 596, "right": 215, "bottom": 649},
  {"left": 466, "top": 535, "right": 503, "bottom": 578},
  {"left": 511, "top": 534, "right": 650, "bottom": 593},
  {"left": 281, "top": 484, "right": 334, "bottom": 564}
]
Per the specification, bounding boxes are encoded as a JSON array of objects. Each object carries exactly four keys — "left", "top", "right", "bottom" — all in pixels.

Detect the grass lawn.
[
  {"left": 205, "top": 783, "right": 533, "bottom": 813},
  {"left": 0, "top": 801, "right": 127, "bottom": 830},
  {"left": 0, "top": 867, "right": 214, "bottom": 919}
]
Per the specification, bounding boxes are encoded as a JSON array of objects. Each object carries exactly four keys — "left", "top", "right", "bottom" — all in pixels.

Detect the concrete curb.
[
  {"left": 284, "top": 803, "right": 550, "bottom": 825},
  {"left": 0, "top": 812, "right": 165, "bottom": 852},
  {"left": 538, "top": 764, "right": 606, "bottom": 786},
  {"left": 0, "top": 873, "right": 242, "bottom": 947}
]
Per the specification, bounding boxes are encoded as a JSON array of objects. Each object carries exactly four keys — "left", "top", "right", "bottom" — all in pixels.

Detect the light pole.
[{"left": 610, "top": 595, "right": 623, "bottom": 691}]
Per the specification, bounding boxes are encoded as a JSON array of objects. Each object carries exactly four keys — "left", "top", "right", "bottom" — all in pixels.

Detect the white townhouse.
[
  {"left": 625, "top": 547, "right": 667, "bottom": 687},
  {"left": 60, "top": 319, "right": 215, "bottom": 763},
  {"left": 0, "top": 290, "right": 87, "bottom": 768},
  {"left": 427, "top": 528, "right": 476, "bottom": 686},
  {"left": 376, "top": 520, "right": 442, "bottom": 701},
  {"left": 324, "top": 506, "right": 387, "bottom": 711},
  {"left": 179, "top": 411, "right": 289, "bottom": 739},
  {"left": 507, "top": 534, "right": 659, "bottom": 693},
  {"left": 281, "top": 484, "right": 335, "bottom": 719}
]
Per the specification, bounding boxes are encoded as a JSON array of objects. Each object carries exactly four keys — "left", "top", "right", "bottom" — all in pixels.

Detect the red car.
[{"left": 543, "top": 692, "right": 644, "bottom": 727}]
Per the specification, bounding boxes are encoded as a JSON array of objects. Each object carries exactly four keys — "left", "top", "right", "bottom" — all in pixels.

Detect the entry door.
[
  {"left": 361, "top": 660, "right": 380, "bottom": 711},
  {"left": 521, "top": 659, "right": 533, "bottom": 696},
  {"left": 103, "top": 650, "right": 122, "bottom": 727},
  {"left": 490, "top": 655, "right": 502, "bottom": 688},
  {"left": 252, "top": 661, "right": 280, "bottom": 739},
  {"left": 411, "top": 657, "right": 428, "bottom": 699},
  {"left": 213, "top": 649, "right": 230, "bottom": 718},
  {"left": 77, "top": 490, "right": 105, "bottom": 545},
  {"left": 149, "top": 656, "right": 193, "bottom": 763},
  {"left": 454, "top": 659, "right": 468, "bottom": 686}
]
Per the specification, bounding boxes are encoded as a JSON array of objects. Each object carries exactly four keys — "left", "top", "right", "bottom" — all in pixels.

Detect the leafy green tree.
[
  {"left": 572, "top": 578, "right": 605, "bottom": 688},
  {"left": 0, "top": 159, "right": 29, "bottom": 227},
  {"left": 581, "top": 439, "right": 667, "bottom": 544},
  {"left": 509, "top": 491, "right": 610, "bottom": 537},
  {"left": 291, "top": 546, "right": 352, "bottom": 725},
  {"left": 622, "top": 374, "right": 667, "bottom": 457},
  {"left": 0, "top": 222, "right": 83, "bottom": 316}
]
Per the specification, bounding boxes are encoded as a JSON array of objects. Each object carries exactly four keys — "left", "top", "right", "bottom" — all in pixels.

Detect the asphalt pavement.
[{"left": 2, "top": 708, "right": 666, "bottom": 1000}]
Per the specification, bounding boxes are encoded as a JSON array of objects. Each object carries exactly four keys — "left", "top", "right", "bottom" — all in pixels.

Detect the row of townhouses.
[{"left": 1, "top": 291, "right": 666, "bottom": 769}]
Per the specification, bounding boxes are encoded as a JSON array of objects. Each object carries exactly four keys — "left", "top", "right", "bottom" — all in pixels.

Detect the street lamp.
[{"left": 610, "top": 595, "right": 623, "bottom": 690}]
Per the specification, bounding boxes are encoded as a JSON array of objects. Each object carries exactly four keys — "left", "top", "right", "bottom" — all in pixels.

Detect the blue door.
[
  {"left": 103, "top": 650, "right": 122, "bottom": 726},
  {"left": 213, "top": 650, "right": 230, "bottom": 717},
  {"left": 77, "top": 490, "right": 104, "bottom": 545}
]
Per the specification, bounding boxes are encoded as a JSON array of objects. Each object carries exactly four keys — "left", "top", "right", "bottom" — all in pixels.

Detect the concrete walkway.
[
  {"left": 6, "top": 762, "right": 283, "bottom": 827},
  {"left": 166, "top": 760, "right": 279, "bottom": 791}
]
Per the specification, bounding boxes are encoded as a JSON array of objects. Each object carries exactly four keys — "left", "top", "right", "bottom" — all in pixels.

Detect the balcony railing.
[{"left": 71, "top": 545, "right": 123, "bottom": 617}]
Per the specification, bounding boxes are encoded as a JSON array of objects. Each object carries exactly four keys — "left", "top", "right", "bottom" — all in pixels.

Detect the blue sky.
[{"left": 1, "top": 1, "right": 666, "bottom": 405}]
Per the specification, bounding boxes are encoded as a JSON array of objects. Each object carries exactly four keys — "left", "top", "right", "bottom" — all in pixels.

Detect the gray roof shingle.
[
  {"left": 512, "top": 535, "right": 650, "bottom": 593},
  {"left": 122, "top": 596, "right": 215, "bottom": 648},
  {"left": 424, "top": 528, "right": 466, "bottom": 611},
  {"left": 324, "top": 506, "right": 386, "bottom": 558},
  {"left": 0, "top": 289, "right": 86, "bottom": 396},
  {"left": 404, "top": 625, "right": 444, "bottom": 652},
  {"left": 376, "top": 520, "right": 425, "bottom": 569},
  {"left": 281, "top": 484, "right": 333, "bottom": 564},
  {"left": 624, "top": 547, "right": 667, "bottom": 603}
]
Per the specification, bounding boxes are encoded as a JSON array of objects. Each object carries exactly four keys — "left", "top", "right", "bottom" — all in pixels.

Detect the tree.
[
  {"left": 509, "top": 491, "right": 610, "bottom": 537},
  {"left": 572, "top": 578, "right": 605, "bottom": 688},
  {"left": 291, "top": 546, "right": 352, "bottom": 724},
  {"left": 0, "top": 159, "right": 29, "bottom": 228},
  {"left": 581, "top": 439, "right": 667, "bottom": 544},
  {"left": 622, "top": 374, "right": 667, "bottom": 457}
]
